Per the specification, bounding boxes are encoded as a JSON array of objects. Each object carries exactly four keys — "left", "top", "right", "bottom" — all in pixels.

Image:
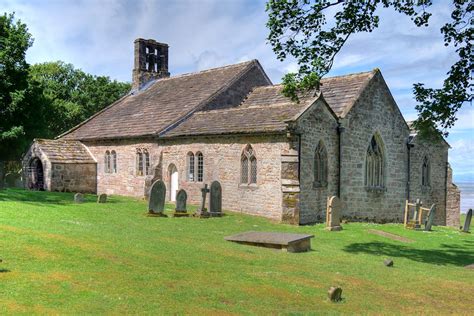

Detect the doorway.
[
  {"left": 169, "top": 164, "right": 178, "bottom": 202},
  {"left": 29, "top": 158, "right": 44, "bottom": 190}
]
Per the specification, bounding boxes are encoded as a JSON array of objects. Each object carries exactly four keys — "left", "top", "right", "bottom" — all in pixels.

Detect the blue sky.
[{"left": 2, "top": 0, "right": 473, "bottom": 182}]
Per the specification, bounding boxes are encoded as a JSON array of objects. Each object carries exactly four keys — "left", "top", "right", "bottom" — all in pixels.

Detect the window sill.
[
  {"left": 313, "top": 181, "right": 328, "bottom": 189},
  {"left": 239, "top": 183, "right": 258, "bottom": 189},
  {"left": 365, "top": 186, "right": 386, "bottom": 193}
]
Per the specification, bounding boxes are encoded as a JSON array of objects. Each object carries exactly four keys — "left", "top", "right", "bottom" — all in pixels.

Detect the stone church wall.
[
  {"left": 446, "top": 165, "right": 460, "bottom": 227},
  {"left": 409, "top": 136, "right": 449, "bottom": 225},
  {"left": 297, "top": 100, "right": 339, "bottom": 224},
  {"left": 50, "top": 163, "right": 97, "bottom": 193},
  {"left": 339, "top": 71, "right": 410, "bottom": 223}
]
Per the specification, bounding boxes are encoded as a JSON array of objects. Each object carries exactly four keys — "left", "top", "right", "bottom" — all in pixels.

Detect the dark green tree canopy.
[{"left": 266, "top": 0, "right": 473, "bottom": 136}]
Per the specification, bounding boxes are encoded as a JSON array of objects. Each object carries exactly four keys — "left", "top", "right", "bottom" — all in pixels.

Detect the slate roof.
[
  {"left": 163, "top": 85, "right": 319, "bottom": 137},
  {"left": 59, "top": 60, "right": 376, "bottom": 140},
  {"left": 34, "top": 139, "right": 95, "bottom": 163},
  {"left": 60, "top": 60, "right": 259, "bottom": 140}
]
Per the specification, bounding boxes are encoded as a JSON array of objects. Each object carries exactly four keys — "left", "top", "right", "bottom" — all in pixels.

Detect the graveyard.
[{"left": 0, "top": 188, "right": 473, "bottom": 314}]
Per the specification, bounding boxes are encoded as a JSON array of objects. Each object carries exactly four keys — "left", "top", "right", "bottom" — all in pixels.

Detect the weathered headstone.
[
  {"left": 148, "top": 180, "right": 166, "bottom": 216},
  {"left": 74, "top": 193, "right": 84, "bottom": 203},
  {"left": 194, "top": 184, "right": 210, "bottom": 218},
  {"left": 326, "top": 196, "right": 342, "bottom": 231},
  {"left": 173, "top": 189, "right": 189, "bottom": 217},
  {"left": 209, "top": 180, "right": 222, "bottom": 217},
  {"left": 413, "top": 198, "right": 422, "bottom": 229},
  {"left": 462, "top": 209, "right": 472, "bottom": 233},
  {"left": 4, "top": 173, "right": 20, "bottom": 188},
  {"left": 384, "top": 259, "right": 394, "bottom": 267},
  {"left": 424, "top": 204, "right": 436, "bottom": 231},
  {"left": 97, "top": 193, "right": 107, "bottom": 203},
  {"left": 328, "top": 286, "right": 343, "bottom": 302}
]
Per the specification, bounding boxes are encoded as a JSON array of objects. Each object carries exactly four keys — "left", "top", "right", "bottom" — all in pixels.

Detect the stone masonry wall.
[
  {"left": 50, "top": 163, "right": 97, "bottom": 193},
  {"left": 297, "top": 100, "right": 339, "bottom": 224},
  {"left": 446, "top": 164, "right": 460, "bottom": 227},
  {"left": 409, "top": 136, "right": 449, "bottom": 225},
  {"left": 339, "top": 71, "right": 410, "bottom": 223},
  {"left": 22, "top": 142, "right": 53, "bottom": 191}
]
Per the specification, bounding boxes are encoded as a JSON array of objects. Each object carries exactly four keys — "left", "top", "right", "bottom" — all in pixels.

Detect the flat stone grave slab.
[{"left": 224, "top": 231, "right": 314, "bottom": 253}]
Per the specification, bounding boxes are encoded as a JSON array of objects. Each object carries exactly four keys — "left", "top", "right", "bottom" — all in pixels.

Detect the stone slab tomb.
[
  {"left": 74, "top": 193, "right": 84, "bottom": 203},
  {"left": 97, "top": 193, "right": 107, "bottom": 203},
  {"left": 326, "top": 196, "right": 343, "bottom": 231},
  {"left": 462, "top": 209, "right": 472, "bottom": 233},
  {"left": 173, "top": 189, "right": 189, "bottom": 217},
  {"left": 225, "top": 231, "right": 314, "bottom": 253},
  {"left": 148, "top": 180, "right": 167, "bottom": 217},
  {"left": 209, "top": 181, "right": 222, "bottom": 217}
]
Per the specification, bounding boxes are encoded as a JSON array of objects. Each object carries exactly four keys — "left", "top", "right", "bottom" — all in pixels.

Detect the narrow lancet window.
[
  {"left": 241, "top": 144, "right": 257, "bottom": 185},
  {"left": 197, "top": 152, "right": 204, "bottom": 182},
  {"left": 365, "top": 135, "right": 385, "bottom": 189},
  {"left": 187, "top": 152, "right": 195, "bottom": 181},
  {"left": 422, "top": 156, "right": 430, "bottom": 187},
  {"left": 314, "top": 141, "right": 328, "bottom": 187}
]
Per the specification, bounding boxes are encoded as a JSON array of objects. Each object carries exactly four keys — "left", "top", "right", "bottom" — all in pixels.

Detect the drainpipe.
[
  {"left": 406, "top": 138, "right": 414, "bottom": 200},
  {"left": 337, "top": 123, "right": 345, "bottom": 198}
]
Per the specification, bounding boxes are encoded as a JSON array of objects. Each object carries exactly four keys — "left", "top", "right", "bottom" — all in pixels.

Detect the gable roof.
[
  {"left": 33, "top": 139, "right": 96, "bottom": 163},
  {"left": 320, "top": 70, "right": 376, "bottom": 117},
  {"left": 60, "top": 60, "right": 263, "bottom": 141},
  {"left": 163, "top": 85, "right": 320, "bottom": 137}
]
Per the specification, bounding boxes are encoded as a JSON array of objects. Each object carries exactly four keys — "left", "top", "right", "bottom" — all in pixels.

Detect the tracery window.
[
  {"left": 196, "top": 152, "right": 204, "bottom": 182},
  {"left": 422, "top": 156, "right": 430, "bottom": 187},
  {"left": 365, "top": 134, "right": 385, "bottom": 189},
  {"left": 187, "top": 152, "right": 195, "bottom": 181},
  {"left": 314, "top": 141, "right": 328, "bottom": 187},
  {"left": 241, "top": 144, "right": 257, "bottom": 184}
]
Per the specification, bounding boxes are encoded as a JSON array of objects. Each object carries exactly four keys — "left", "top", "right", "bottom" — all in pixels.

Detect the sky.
[{"left": 2, "top": 0, "right": 473, "bottom": 183}]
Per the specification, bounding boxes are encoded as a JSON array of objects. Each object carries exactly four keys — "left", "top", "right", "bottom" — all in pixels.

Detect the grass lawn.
[{"left": 1, "top": 189, "right": 473, "bottom": 314}]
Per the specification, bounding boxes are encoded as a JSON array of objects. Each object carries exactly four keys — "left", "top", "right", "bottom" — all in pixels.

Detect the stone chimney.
[{"left": 132, "top": 38, "right": 170, "bottom": 90}]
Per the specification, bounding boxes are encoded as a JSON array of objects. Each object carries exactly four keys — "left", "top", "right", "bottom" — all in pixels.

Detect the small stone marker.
[
  {"left": 74, "top": 193, "right": 84, "bottom": 203},
  {"left": 97, "top": 193, "right": 107, "bottom": 203},
  {"left": 194, "top": 184, "right": 210, "bottom": 218},
  {"left": 148, "top": 180, "right": 167, "bottom": 216},
  {"left": 173, "top": 189, "right": 189, "bottom": 217},
  {"left": 328, "top": 286, "right": 343, "bottom": 302},
  {"left": 384, "top": 259, "right": 394, "bottom": 267},
  {"left": 224, "top": 231, "right": 314, "bottom": 253},
  {"left": 209, "top": 180, "right": 222, "bottom": 217},
  {"left": 462, "top": 209, "right": 472, "bottom": 233},
  {"left": 424, "top": 204, "right": 436, "bottom": 231},
  {"left": 326, "top": 196, "right": 342, "bottom": 231}
]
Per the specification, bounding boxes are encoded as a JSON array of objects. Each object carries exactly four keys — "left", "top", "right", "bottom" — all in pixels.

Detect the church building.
[{"left": 22, "top": 38, "right": 461, "bottom": 227}]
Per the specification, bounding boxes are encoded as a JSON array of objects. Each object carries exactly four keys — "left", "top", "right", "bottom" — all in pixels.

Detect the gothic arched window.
[
  {"left": 314, "top": 141, "right": 328, "bottom": 187},
  {"left": 136, "top": 149, "right": 143, "bottom": 176},
  {"left": 187, "top": 152, "right": 195, "bottom": 181},
  {"left": 241, "top": 145, "right": 257, "bottom": 184},
  {"left": 422, "top": 156, "right": 430, "bottom": 187},
  {"left": 365, "top": 134, "right": 385, "bottom": 188},
  {"left": 111, "top": 150, "right": 117, "bottom": 173},
  {"left": 105, "top": 150, "right": 111, "bottom": 173},
  {"left": 196, "top": 152, "right": 204, "bottom": 182}
]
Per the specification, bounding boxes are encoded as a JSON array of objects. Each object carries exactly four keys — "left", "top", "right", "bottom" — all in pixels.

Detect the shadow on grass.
[
  {"left": 0, "top": 269, "right": 11, "bottom": 273},
  {"left": 343, "top": 241, "right": 474, "bottom": 266},
  {"left": 0, "top": 189, "right": 120, "bottom": 205}
]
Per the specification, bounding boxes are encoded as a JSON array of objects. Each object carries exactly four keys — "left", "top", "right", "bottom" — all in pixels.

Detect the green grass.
[{"left": 0, "top": 189, "right": 473, "bottom": 314}]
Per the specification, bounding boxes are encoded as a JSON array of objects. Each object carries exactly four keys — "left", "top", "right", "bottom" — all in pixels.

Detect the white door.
[{"left": 170, "top": 166, "right": 179, "bottom": 202}]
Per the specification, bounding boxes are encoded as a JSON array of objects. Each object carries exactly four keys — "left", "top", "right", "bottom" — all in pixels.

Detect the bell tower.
[{"left": 132, "top": 38, "right": 170, "bottom": 90}]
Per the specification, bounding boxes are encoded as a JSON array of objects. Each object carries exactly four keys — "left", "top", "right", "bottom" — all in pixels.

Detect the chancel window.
[
  {"left": 422, "top": 156, "right": 430, "bottom": 187},
  {"left": 197, "top": 152, "right": 204, "bottom": 182},
  {"left": 241, "top": 144, "right": 257, "bottom": 184},
  {"left": 365, "top": 135, "right": 385, "bottom": 189},
  {"left": 187, "top": 152, "right": 195, "bottom": 181},
  {"left": 314, "top": 141, "right": 328, "bottom": 187}
]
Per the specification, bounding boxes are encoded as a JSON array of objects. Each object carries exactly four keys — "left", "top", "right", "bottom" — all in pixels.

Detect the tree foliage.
[{"left": 267, "top": 0, "right": 473, "bottom": 136}]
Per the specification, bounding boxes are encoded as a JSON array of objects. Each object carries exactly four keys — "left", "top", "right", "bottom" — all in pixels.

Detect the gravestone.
[
  {"left": 384, "top": 259, "right": 394, "bottom": 267},
  {"left": 326, "top": 196, "right": 342, "bottom": 231},
  {"left": 74, "top": 193, "right": 84, "bottom": 203},
  {"left": 424, "top": 204, "right": 436, "bottom": 231},
  {"left": 97, "top": 193, "right": 107, "bottom": 203},
  {"left": 462, "top": 209, "right": 472, "bottom": 233},
  {"left": 194, "top": 184, "right": 210, "bottom": 218},
  {"left": 148, "top": 180, "right": 166, "bottom": 216},
  {"left": 328, "top": 286, "right": 342, "bottom": 302},
  {"left": 173, "top": 189, "right": 189, "bottom": 217},
  {"left": 209, "top": 181, "right": 222, "bottom": 217}
]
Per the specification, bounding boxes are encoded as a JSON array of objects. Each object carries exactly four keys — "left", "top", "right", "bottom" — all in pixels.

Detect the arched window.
[
  {"left": 111, "top": 150, "right": 117, "bottom": 173},
  {"left": 241, "top": 145, "right": 257, "bottom": 184},
  {"left": 187, "top": 152, "right": 195, "bottom": 181},
  {"left": 422, "top": 156, "right": 430, "bottom": 187},
  {"left": 365, "top": 134, "right": 385, "bottom": 188},
  {"left": 196, "top": 152, "right": 204, "bottom": 182},
  {"left": 105, "top": 150, "right": 111, "bottom": 173},
  {"left": 136, "top": 149, "right": 143, "bottom": 176},
  {"left": 144, "top": 150, "right": 150, "bottom": 175},
  {"left": 314, "top": 141, "right": 328, "bottom": 187}
]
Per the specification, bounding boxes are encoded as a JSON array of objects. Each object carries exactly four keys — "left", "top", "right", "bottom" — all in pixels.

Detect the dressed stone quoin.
[{"left": 22, "top": 38, "right": 460, "bottom": 226}]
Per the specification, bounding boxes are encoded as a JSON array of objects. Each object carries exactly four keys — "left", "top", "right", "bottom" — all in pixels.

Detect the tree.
[
  {"left": 30, "top": 61, "right": 131, "bottom": 137},
  {"left": 266, "top": 0, "right": 473, "bottom": 136}
]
